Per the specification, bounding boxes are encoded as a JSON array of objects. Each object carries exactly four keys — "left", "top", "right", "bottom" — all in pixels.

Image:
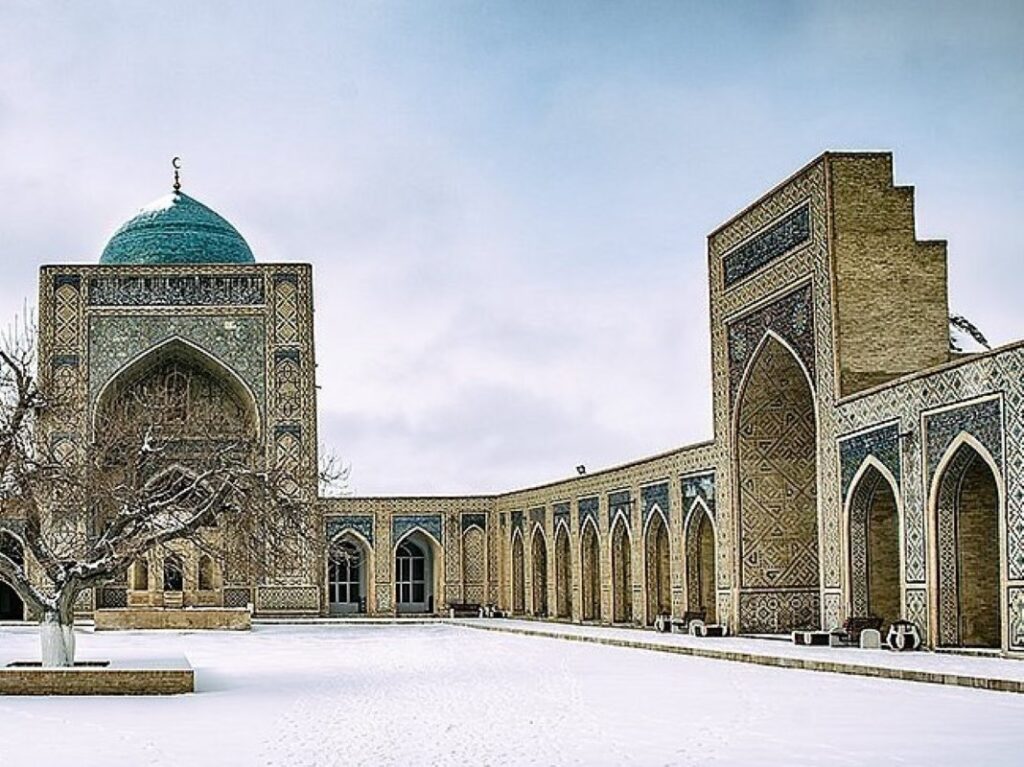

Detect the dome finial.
[{"left": 172, "top": 156, "right": 182, "bottom": 193}]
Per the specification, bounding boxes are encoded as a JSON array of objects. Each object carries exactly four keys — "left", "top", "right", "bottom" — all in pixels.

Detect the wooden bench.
[{"left": 447, "top": 602, "right": 482, "bottom": 618}]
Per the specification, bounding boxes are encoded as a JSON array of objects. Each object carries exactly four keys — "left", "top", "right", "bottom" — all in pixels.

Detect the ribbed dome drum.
[{"left": 100, "top": 192, "right": 255, "bottom": 265}]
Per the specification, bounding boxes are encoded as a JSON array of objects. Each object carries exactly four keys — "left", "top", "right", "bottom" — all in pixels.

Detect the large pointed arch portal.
[{"left": 735, "top": 333, "right": 820, "bottom": 633}]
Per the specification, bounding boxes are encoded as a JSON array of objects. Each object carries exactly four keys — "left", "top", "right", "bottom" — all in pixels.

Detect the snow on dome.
[{"left": 99, "top": 192, "right": 255, "bottom": 265}]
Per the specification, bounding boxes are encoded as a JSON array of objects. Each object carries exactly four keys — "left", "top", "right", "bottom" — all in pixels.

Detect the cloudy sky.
[{"left": 1, "top": 2, "right": 1022, "bottom": 494}]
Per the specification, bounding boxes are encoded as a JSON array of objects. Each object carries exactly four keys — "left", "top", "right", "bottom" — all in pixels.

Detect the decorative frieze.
[{"left": 86, "top": 274, "right": 265, "bottom": 306}]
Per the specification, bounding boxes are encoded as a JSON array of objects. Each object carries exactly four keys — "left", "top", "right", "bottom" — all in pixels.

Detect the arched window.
[
  {"left": 133, "top": 558, "right": 150, "bottom": 591},
  {"left": 329, "top": 538, "right": 364, "bottom": 611},
  {"left": 163, "top": 555, "right": 184, "bottom": 592},
  {"left": 198, "top": 555, "right": 215, "bottom": 591},
  {"left": 395, "top": 540, "right": 426, "bottom": 607}
]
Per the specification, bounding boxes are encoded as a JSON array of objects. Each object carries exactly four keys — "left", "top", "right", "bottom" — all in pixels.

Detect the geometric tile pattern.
[
  {"left": 736, "top": 337, "right": 819, "bottom": 592},
  {"left": 607, "top": 490, "right": 631, "bottom": 528},
  {"left": 392, "top": 514, "right": 443, "bottom": 546},
  {"left": 925, "top": 398, "right": 1003, "bottom": 485},
  {"left": 641, "top": 482, "right": 669, "bottom": 528},
  {"left": 681, "top": 472, "right": 715, "bottom": 519},
  {"left": 839, "top": 423, "right": 901, "bottom": 498},
  {"left": 727, "top": 283, "right": 815, "bottom": 402},
  {"left": 326, "top": 514, "right": 375, "bottom": 545},
  {"left": 578, "top": 497, "right": 599, "bottom": 531},
  {"left": 461, "top": 512, "right": 488, "bottom": 532}
]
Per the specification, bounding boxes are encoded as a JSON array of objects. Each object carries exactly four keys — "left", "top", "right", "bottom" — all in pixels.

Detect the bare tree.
[
  {"left": 318, "top": 449, "right": 354, "bottom": 498},
  {"left": 0, "top": 315, "right": 315, "bottom": 666}
]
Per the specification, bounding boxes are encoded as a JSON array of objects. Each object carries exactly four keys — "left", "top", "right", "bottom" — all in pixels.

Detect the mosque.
[{"left": 4, "top": 151, "right": 1024, "bottom": 655}]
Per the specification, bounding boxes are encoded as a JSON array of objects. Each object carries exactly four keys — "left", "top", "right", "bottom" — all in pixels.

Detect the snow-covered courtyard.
[{"left": 2, "top": 623, "right": 1024, "bottom": 766}]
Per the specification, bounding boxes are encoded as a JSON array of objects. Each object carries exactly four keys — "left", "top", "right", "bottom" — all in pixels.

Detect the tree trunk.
[{"left": 40, "top": 609, "right": 76, "bottom": 667}]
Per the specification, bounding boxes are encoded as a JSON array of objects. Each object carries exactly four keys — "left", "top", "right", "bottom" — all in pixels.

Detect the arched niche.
[
  {"left": 93, "top": 337, "right": 259, "bottom": 442},
  {"left": 684, "top": 500, "right": 717, "bottom": 624},
  {"left": 554, "top": 521, "right": 572, "bottom": 619},
  {"left": 510, "top": 529, "right": 526, "bottom": 615},
  {"left": 644, "top": 509, "right": 670, "bottom": 624},
  {"left": 846, "top": 458, "right": 901, "bottom": 631},
  {"left": 580, "top": 520, "right": 601, "bottom": 621},
  {"left": 735, "top": 332, "right": 820, "bottom": 632},
  {"left": 611, "top": 515, "right": 633, "bottom": 624},
  {"left": 931, "top": 436, "right": 1003, "bottom": 648},
  {"left": 531, "top": 527, "right": 548, "bottom": 617}
]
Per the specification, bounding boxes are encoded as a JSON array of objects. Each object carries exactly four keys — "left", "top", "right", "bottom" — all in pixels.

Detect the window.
[
  {"left": 395, "top": 540, "right": 426, "bottom": 605},
  {"left": 328, "top": 540, "right": 362, "bottom": 604}
]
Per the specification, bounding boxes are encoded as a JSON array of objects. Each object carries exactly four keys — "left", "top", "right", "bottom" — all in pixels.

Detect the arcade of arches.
[{"left": 17, "top": 152, "right": 1023, "bottom": 655}]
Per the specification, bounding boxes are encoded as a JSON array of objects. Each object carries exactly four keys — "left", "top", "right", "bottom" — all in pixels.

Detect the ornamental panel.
[
  {"left": 86, "top": 274, "right": 265, "bottom": 306},
  {"left": 723, "top": 202, "right": 811, "bottom": 288}
]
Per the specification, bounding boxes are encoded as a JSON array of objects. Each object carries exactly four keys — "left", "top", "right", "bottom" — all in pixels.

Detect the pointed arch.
[
  {"left": 93, "top": 336, "right": 260, "bottom": 439},
  {"left": 394, "top": 527, "right": 442, "bottom": 614},
  {"left": 461, "top": 524, "right": 487, "bottom": 604},
  {"left": 684, "top": 498, "right": 717, "bottom": 623},
  {"left": 510, "top": 527, "right": 526, "bottom": 615},
  {"left": 611, "top": 514, "right": 633, "bottom": 623},
  {"left": 734, "top": 330, "right": 819, "bottom": 632},
  {"left": 531, "top": 525, "right": 549, "bottom": 617},
  {"left": 929, "top": 431, "right": 1004, "bottom": 648},
  {"left": 644, "top": 506, "right": 671, "bottom": 625},
  {"left": 580, "top": 517, "right": 601, "bottom": 621},
  {"left": 844, "top": 455, "right": 902, "bottom": 630},
  {"left": 328, "top": 528, "right": 373, "bottom": 614},
  {"left": 553, "top": 521, "right": 572, "bottom": 619}
]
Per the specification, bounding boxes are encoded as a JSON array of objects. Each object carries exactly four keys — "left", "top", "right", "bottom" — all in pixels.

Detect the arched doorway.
[
  {"left": 685, "top": 502, "right": 717, "bottom": 623},
  {"left": 932, "top": 438, "right": 1002, "bottom": 648},
  {"left": 0, "top": 531, "right": 25, "bottom": 620},
  {"left": 611, "top": 517, "right": 632, "bottom": 623},
  {"left": 163, "top": 554, "right": 184, "bottom": 592},
  {"left": 531, "top": 528, "right": 548, "bottom": 617},
  {"left": 644, "top": 511, "right": 670, "bottom": 624},
  {"left": 581, "top": 521, "right": 601, "bottom": 621},
  {"left": 395, "top": 531, "right": 437, "bottom": 614},
  {"left": 329, "top": 533, "right": 369, "bottom": 614},
  {"left": 847, "top": 461, "right": 900, "bottom": 631},
  {"left": 736, "top": 334, "right": 819, "bottom": 632},
  {"left": 554, "top": 523, "right": 572, "bottom": 619},
  {"left": 511, "top": 530, "right": 525, "bottom": 614}
]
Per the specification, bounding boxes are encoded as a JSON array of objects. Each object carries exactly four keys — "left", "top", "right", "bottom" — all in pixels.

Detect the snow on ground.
[{"left": 1, "top": 623, "right": 1023, "bottom": 766}]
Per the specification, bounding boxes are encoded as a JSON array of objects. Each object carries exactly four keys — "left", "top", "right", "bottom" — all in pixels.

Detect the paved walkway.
[{"left": 447, "top": 618, "right": 1024, "bottom": 693}]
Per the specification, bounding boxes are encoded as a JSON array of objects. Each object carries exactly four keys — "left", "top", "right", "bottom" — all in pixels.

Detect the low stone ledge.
[
  {"left": 448, "top": 620, "right": 1024, "bottom": 695},
  {"left": 0, "top": 656, "right": 193, "bottom": 696},
  {"left": 95, "top": 607, "right": 251, "bottom": 631}
]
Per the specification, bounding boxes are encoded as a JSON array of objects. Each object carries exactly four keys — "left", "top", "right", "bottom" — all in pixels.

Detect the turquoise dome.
[{"left": 100, "top": 192, "right": 255, "bottom": 265}]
